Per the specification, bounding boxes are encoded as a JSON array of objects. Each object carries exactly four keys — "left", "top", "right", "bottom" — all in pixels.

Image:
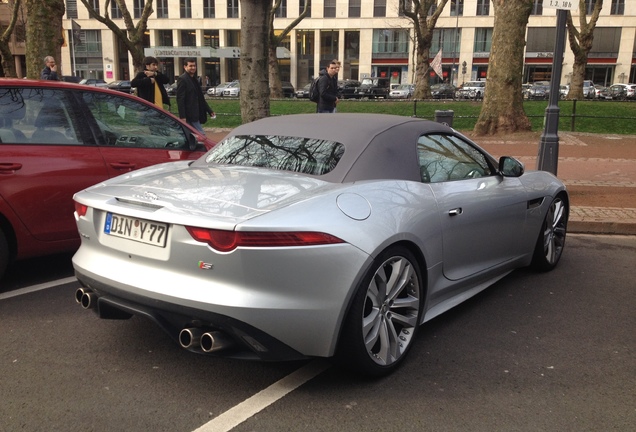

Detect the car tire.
[
  {"left": 337, "top": 246, "right": 423, "bottom": 376},
  {"left": 531, "top": 194, "right": 569, "bottom": 272},
  {"left": 0, "top": 229, "right": 8, "bottom": 281}
]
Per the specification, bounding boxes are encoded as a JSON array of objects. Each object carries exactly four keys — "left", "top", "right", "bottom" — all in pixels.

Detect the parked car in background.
[
  {"left": 430, "top": 83, "right": 456, "bottom": 99},
  {"left": 582, "top": 80, "right": 596, "bottom": 99},
  {"left": 72, "top": 113, "right": 569, "bottom": 376},
  {"left": 559, "top": 85, "right": 569, "bottom": 99},
  {"left": 606, "top": 83, "right": 636, "bottom": 100},
  {"left": 296, "top": 83, "right": 311, "bottom": 98},
  {"left": 280, "top": 81, "right": 295, "bottom": 98},
  {"left": 355, "top": 77, "right": 391, "bottom": 99},
  {"left": 455, "top": 81, "right": 486, "bottom": 99},
  {"left": 222, "top": 81, "right": 240, "bottom": 97},
  {"left": 165, "top": 82, "right": 178, "bottom": 96},
  {"left": 526, "top": 81, "right": 551, "bottom": 100},
  {"left": 106, "top": 80, "right": 133, "bottom": 94},
  {"left": 338, "top": 79, "right": 361, "bottom": 99},
  {"left": 388, "top": 84, "right": 414, "bottom": 99},
  {"left": 0, "top": 79, "right": 215, "bottom": 281},
  {"left": 595, "top": 85, "right": 608, "bottom": 99},
  {"left": 207, "top": 81, "right": 237, "bottom": 97},
  {"left": 61, "top": 75, "right": 82, "bottom": 83},
  {"left": 79, "top": 78, "right": 107, "bottom": 87}
]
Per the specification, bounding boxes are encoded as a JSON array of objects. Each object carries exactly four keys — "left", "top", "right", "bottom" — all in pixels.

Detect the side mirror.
[
  {"left": 187, "top": 132, "right": 198, "bottom": 151},
  {"left": 498, "top": 156, "right": 524, "bottom": 177}
]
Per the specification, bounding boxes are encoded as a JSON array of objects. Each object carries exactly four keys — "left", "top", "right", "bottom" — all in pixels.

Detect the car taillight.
[
  {"left": 74, "top": 201, "right": 88, "bottom": 217},
  {"left": 185, "top": 227, "right": 344, "bottom": 252}
]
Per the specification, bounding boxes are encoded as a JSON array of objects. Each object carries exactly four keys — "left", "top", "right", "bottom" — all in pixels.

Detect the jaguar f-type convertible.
[{"left": 73, "top": 113, "right": 568, "bottom": 376}]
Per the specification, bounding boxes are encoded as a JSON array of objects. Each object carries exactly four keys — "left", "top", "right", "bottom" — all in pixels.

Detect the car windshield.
[{"left": 205, "top": 135, "right": 345, "bottom": 175}]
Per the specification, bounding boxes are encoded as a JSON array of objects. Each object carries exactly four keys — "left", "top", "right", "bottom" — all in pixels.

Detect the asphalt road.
[{"left": 1, "top": 234, "right": 634, "bottom": 432}]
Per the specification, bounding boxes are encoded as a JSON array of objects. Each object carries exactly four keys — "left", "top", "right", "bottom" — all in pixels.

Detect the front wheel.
[
  {"left": 337, "top": 246, "right": 423, "bottom": 376},
  {"left": 531, "top": 195, "right": 569, "bottom": 272}
]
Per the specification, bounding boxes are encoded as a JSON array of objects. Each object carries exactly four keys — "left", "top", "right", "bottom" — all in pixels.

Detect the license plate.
[{"left": 104, "top": 213, "right": 168, "bottom": 247}]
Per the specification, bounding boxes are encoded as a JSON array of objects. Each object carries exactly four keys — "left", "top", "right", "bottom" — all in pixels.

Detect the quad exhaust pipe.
[
  {"left": 179, "top": 328, "right": 234, "bottom": 353},
  {"left": 75, "top": 287, "right": 97, "bottom": 309}
]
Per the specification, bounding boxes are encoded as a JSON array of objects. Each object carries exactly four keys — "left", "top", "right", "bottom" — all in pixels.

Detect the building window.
[
  {"left": 228, "top": 0, "right": 239, "bottom": 18},
  {"left": 610, "top": 0, "right": 624, "bottom": 15},
  {"left": 91, "top": 0, "right": 100, "bottom": 14},
  {"left": 432, "top": 28, "right": 460, "bottom": 56},
  {"left": 324, "top": 0, "right": 336, "bottom": 18},
  {"left": 203, "top": 0, "right": 215, "bottom": 18},
  {"left": 531, "top": 0, "right": 543, "bottom": 15},
  {"left": 349, "top": 0, "right": 361, "bottom": 18},
  {"left": 275, "top": 0, "right": 287, "bottom": 18},
  {"left": 180, "top": 0, "right": 192, "bottom": 18},
  {"left": 476, "top": 0, "right": 490, "bottom": 16},
  {"left": 299, "top": 0, "right": 311, "bottom": 17},
  {"left": 451, "top": 0, "right": 464, "bottom": 16},
  {"left": 156, "top": 0, "right": 169, "bottom": 18},
  {"left": 473, "top": 28, "right": 493, "bottom": 53},
  {"left": 134, "top": 0, "right": 144, "bottom": 19},
  {"left": 373, "top": 0, "right": 386, "bottom": 17},
  {"left": 372, "top": 29, "right": 409, "bottom": 56},
  {"left": 204, "top": 30, "right": 219, "bottom": 48},
  {"left": 66, "top": 0, "right": 78, "bottom": 19},
  {"left": 110, "top": 1, "right": 122, "bottom": 18},
  {"left": 584, "top": 0, "right": 594, "bottom": 14},
  {"left": 181, "top": 30, "right": 196, "bottom": 47},
  {"left": 157, "top": 30, "right": 173, "bottom": 47}
]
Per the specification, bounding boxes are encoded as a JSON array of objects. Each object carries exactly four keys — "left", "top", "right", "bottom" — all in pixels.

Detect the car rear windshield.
[{"left": 205, "top": 135, "right": 345, "bottom": 176}]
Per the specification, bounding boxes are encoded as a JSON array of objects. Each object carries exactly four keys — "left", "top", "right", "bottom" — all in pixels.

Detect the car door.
[
  {"left": 79, "top": 91, "right": 205, "bottom": 178},
  {"left": 417, "top": 134, "right": 528, "bottom": 281},
  {"left": 0, "top": 86, "right": 109, "bottom": 242}
]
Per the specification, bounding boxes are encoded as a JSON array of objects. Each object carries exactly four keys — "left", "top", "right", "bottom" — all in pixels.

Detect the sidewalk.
[{"left": 204, "top": 128, "right": 636, "bottom": 236}]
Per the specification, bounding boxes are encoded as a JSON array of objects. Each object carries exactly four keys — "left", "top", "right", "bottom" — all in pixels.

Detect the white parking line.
[
  {"left": 0, "top": 276, "right": 77, "bottom": 300},
  {"left": 193, "top": 359, "right": 331, "bottom": 432}
]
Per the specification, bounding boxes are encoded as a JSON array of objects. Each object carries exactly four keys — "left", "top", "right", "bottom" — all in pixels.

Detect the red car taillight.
[
  {"left": 185, "top": 227, "right": 344, "bottom": 253},
  {"left": 74, "top": 201, "right": 88, "bottom": 217}
]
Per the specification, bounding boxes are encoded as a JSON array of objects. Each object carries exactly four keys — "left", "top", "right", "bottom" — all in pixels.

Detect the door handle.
[
  {"left": 0, "top": 163, "right": 23, "bottom": 173},
  {"left": 448, "top": 208, "right": 463, "bottom": 216},
  {"left": 109, "top": 162, "right": 137, "bottom": 170}
]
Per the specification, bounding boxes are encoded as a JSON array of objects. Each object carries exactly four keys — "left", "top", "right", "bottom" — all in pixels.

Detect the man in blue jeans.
[
  {"left": 177, "top": 58, "right": 215, "bottom": 133},
  {"left": 317, "top": 60, "right": 339, "bottom": 113}
]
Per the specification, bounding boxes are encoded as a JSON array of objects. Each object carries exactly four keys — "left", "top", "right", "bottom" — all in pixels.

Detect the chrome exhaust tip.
[
  {"left": 179, "top": 328, "right": 203, "bottom": 349},
  {"left": 75, "top": 288, "right": 96, "bottom": 309},
  {"left": 200, "top": 331, "right": 234, "bottom": 353}
]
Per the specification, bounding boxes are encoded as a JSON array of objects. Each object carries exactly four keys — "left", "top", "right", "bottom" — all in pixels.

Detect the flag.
[
  {"left": 72, "top": 20, "right": 82, "bottom": 45},
  {"left": 431, "top": 49, "right": 443, "bottom": 78}
]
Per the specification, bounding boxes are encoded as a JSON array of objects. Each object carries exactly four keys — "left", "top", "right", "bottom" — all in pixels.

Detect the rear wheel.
[
  {"left": 531, "top": 195, "right": 568, "bottom": 272},
  {"left": 337, "top": 246, "right": 423, "bottom": 376}
]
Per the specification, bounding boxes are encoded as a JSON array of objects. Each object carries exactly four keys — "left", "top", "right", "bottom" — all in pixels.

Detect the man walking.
[
  {"left": 177, "top": 58, "right": 215, "bottom": 133},
  {"left": 131, "top": 56, "right": 170, "bottom": 109},
  {"left": 40, "top": 56, "right": 60, "bottom": 80},
  {"left": 317, "top": 60, "right": 339, "bottom": 113}
]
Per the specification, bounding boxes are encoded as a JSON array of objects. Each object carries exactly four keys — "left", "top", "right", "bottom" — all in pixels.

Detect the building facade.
[{"left": 3, "top": 1, "right": 634, "bottom": 88}]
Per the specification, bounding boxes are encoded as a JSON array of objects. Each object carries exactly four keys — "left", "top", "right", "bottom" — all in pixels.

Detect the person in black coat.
[
  {"left": 176, "top": 58, "right": 214, "bottom": 133},
  {"left": 317, "top": 60, "right": 339, "bottom": 113},
  {"left": 131, "top": 56, "right": 170, "bottom": 109},
  {"left": 40, "top": 56, "right": 60, "bottom": 80}
]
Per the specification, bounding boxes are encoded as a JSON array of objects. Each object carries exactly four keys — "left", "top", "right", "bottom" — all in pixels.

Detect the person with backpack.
[{"left": 316, "top": 60, "right": 340, "bottom": 113}]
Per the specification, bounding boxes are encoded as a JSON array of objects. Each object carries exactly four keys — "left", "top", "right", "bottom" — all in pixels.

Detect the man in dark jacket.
[
  {"left": 131, "top": 56, "right": 170, "bottom": 109},
  {"left": 40, "top": 56, "right": 60, "bottom": 80},
  {"left": 317, "top": 60, "right": 339, "bottom": 113},
  {"left": 177, "top": 58, "right": 214, "bottom": 133}
]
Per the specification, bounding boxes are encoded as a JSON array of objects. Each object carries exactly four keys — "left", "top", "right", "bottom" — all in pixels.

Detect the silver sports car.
[{"left": 72, "top": 114, "right": 569, "bottom": 376}]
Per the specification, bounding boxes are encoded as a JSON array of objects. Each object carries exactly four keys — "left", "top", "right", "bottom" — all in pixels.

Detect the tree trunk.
[
  {"left": 400, "top": 0, "right": 448, "bottom": 100},
  {"left": 25, "top": 0, "right": 65, "bottom": 79},
  {"left": 268, "top": 43, "right": 281, "bottom": 98},
  {"left": 565, "top": 0, "right": 603, "bottom": 100},
  {"left": 240, "top": 0, "right": 271, "bottom": 123},
  {"left": 0, "top": 0, "right": 21, "bottom": 77},
  {"left": 473, "top": 0, "right": 533, "bottom": 135}
]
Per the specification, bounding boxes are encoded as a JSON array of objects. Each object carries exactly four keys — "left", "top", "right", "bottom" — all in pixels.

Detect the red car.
[{"left": 0, "top": 79, "right": 215, "bottom": 280}]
